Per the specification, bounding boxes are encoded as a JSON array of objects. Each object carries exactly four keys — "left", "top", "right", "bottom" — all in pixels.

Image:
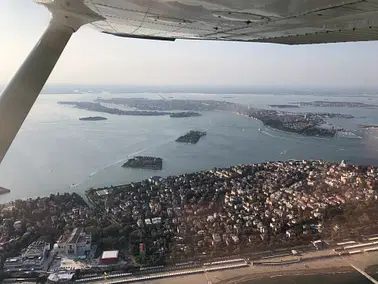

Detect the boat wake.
[
  {"left": 260, "top": 129, "right": 304, "bottom": 143},
  {"left": 280, "top": 149, "right": 289, "bottom": 155},
  {"left": 258, "top": 128, "right": 335, "bottom": 149},
  {"left": 88, "top": 147, "right": 150, "bottom": 178},
  {"left": 69, "top": 136, "right": 176, "bottom": 190},
  {"left": 204, "top": 118, "right": 214, "bottom": 131},
  {"left": 260, "top": 129, "right": 280, "bottom": 139},
  {"left": 337, "top": 131, "right": 362, "bottom": 139},
  {"left": 69, "top": 147, "right": 150, "bottom": 189}
]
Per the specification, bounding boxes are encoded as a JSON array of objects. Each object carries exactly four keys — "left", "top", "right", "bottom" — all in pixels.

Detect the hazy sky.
[{"left": 1, "top": 0, "right": 378, "bottom": 88}]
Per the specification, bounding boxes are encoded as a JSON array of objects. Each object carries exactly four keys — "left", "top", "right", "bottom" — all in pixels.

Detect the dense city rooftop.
[
  {"left": 2, "top": 160, "right": 378, "bottom": 273},
  {"left": 87, "top": 160, "right": 378, "bottom": 264}
]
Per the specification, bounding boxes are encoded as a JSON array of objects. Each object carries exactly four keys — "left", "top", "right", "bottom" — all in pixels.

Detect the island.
[
  {"left": 295, "top": 101, "right": 378, "bottom": 108},
  {"left": 243, "top": 109, "right": 337, "bottom": 137},
  {"left": 79, "top": 116, "right": 107, "bottom": 121},
  {"left": 95, "top": 98, "right": 238, "bottom": 111},
  {"left": 122, "top": 156, "right": 163, "bottom": 170},
  {"left": 269, "top": 104, "right": 300, "bottom": 108},
  {"left": 0, "top": 186, "right": 10, "bottom": 195},
  {"left": 360, "top": 124, "right": 378, "bottom": 129},
  {"left": 61, "top": 99, "right": 354, "bottom": 137},
  {"left": 58, "top": 101, "right": 171, "bottom": 116},
  {"left": 170, "top": 112, "right": 202, "bottom": 118},
  {"left": 315, "top": 112, "right": 354, "bottom": 119},
  {"left": 176, "top": 130, "right": 207, "bottom": 144}
]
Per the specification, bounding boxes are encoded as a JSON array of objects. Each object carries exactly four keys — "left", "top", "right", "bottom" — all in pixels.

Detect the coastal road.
[
  {"left": 76, "top": 239, "right": 378, "bottom": 283},
  {"left": 79, "top": 260, "right": 248, "bottom": 284}
]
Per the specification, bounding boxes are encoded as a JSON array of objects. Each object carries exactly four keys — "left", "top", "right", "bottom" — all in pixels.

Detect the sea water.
[{"left": 1, "top": 92, "right": 378, "bottom": 203}]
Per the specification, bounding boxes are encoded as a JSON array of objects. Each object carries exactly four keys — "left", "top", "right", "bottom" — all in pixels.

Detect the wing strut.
[
  {"left": 0, "top": 22, "right": 74, "bottom": 164},
  {"left": 0, "top": 0, "right": 103, "bottom": 164}
]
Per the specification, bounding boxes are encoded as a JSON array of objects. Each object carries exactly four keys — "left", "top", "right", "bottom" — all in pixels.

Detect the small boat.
[{"left": 258, "top": 128, "right": 262, "bottom": 131}]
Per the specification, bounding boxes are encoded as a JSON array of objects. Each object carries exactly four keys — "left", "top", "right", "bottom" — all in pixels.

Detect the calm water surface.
[{"left": 1, "top": 93, "right": 378, "bottom": 203}]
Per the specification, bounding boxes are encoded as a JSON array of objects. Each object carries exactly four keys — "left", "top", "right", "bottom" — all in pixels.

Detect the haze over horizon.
[{"left": 2, "top": 0, "right": 378, "bottom": 89}]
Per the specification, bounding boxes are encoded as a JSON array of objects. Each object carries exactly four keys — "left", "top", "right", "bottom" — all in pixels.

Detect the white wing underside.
[{"left": 78, "top": 0, "right": 378, "bottom": 44}]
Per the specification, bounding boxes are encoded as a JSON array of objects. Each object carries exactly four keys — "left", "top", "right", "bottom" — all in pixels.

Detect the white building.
[{"left": 55, "top": 228, "right": 91, "bottom": 256}]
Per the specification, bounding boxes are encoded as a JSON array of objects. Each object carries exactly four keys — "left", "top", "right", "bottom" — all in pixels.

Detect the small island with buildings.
[
  {"left": 176, "top": 130, "right": 207, "bottom": 144},
  {"left": 269, "top": 104, "right": 300, "bottom": 108},
  {"left": 296, "top": 101, "right": 378, "bottom": 108},
  {"left": 360, "top": 124, "right": 378, "bottom": 129},
  {"left": 169, "top": 112, "right": 201, "bottom": 118},
  {"left": 79, "top": 116, "right": 107, "bottom": 121},
  {"left": 122, "top": 156, "right": 163, "bottom": 170},
  {"left": 242, "top": 109, "right": 337, "bottom": 137}
]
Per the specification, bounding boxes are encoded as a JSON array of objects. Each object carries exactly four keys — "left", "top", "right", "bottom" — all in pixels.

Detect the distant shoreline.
[
  {"left": 360, "top": 124, "right": 378, "bottom": 129},
  {"left": 269, "top": 104, "right": 300, "bottom": 108},
  {"left": 31, "top": 84, "right": 378, "bottom": 96},
  {"left": 79, "top": 116, "right": 107, "bottom": 121}
]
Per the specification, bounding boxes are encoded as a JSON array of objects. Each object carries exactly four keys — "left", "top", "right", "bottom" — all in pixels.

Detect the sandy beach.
[{"left": 143, "top": 251, "right": 378, "bottom": 284}]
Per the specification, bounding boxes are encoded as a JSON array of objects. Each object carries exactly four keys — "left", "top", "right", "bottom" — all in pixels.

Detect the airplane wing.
[{"left": 82, "top": 0, "right": 378, "bottom": 44}]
